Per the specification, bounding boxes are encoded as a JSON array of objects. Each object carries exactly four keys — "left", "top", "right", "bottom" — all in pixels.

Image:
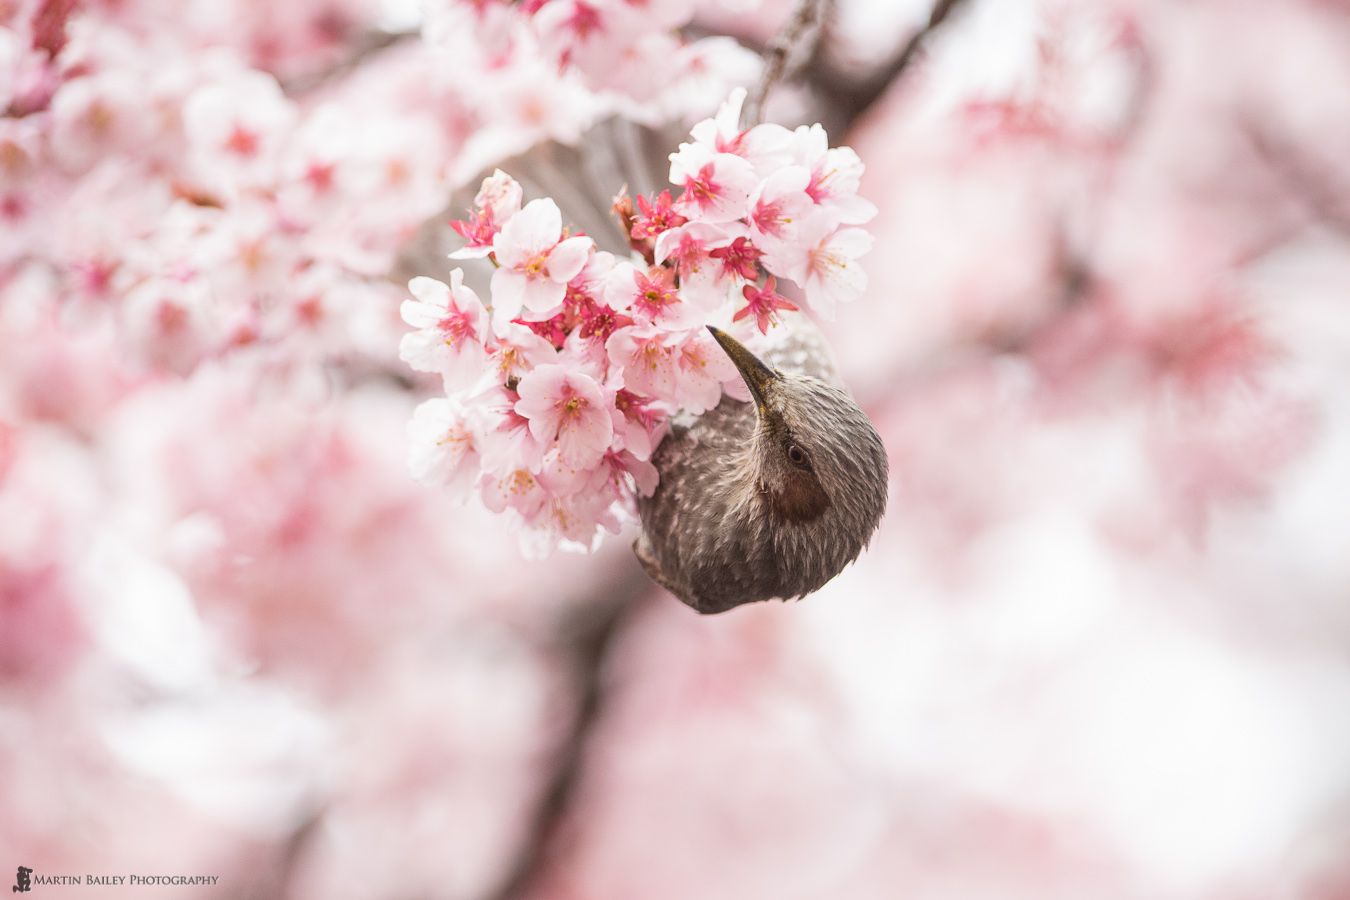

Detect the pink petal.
[
  {"left": 517, "top": 277, "right": 568, "bottom": 314},
  {"left": 514, "top": 364, "right": 570, "bottom": 442},
  {"left": 489, "top": 267, "right": 528, "bottom": 320},
  {"left": 400, "top": 297, "right": 442, "bottom": 330},
  {"left": 546, "top": 235, "right": 593, "bottom": 284},
  {"left": 493, "top": 197, "right": 563, "bottom": 264},
  {"left": 626, "top": 453, "right": 659, "bottom": 497},
  {"left": 408, "top": 275, "right": 451, "bottom": 310}
]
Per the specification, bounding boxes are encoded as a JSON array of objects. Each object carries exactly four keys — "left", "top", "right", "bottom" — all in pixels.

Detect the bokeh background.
[{"left": 5, "top": 0, "right": 1350, "bottom": 896}]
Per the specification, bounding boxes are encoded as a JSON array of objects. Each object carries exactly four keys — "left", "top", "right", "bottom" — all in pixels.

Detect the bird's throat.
[{"left": 759, "top": 469, "right": 831, "bottom": 524}]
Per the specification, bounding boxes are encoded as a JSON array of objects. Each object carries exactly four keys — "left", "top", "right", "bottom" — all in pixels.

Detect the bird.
[
  {"left": 634, "top": 316, "right": 889, "bottom": 614},
  {"left": 417, "top": 124, "right": 889, "bottom": 613}
]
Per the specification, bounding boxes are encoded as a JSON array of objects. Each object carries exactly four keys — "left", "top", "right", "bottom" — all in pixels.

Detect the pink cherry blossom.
[
  {"left": 526, "top": 247, "right": 615, "bottom": 330},
  {"left": 399, "top": 271, "right": 490, "bottom": 393},
  {"left": 670, "top": 329, "right": 741, "bottom": 415},
  {"left": 480, "top": 467, "right": 549, "bottom": 517},
  {"left": 604, "top": 262, "right": 703, "bottom": 330},
  {"left": 474, "top": 168, "right": 523, "bottom": 223},
  {"left": 630, "top": 190, "right": 688, "bottom": 240},
  {"left": 535, "top": 446, "right": 594, "bottom": 498},
  {"left": 790, "top": 123, "right": 879, "bottom": 225},
  {"left": 481, "top": 319, "right": 558, "bottom": 391},
  {"left": 799, "top": 225, "right": 874, "bottom": 319},
  {"left": 765, "top": 211, "right": 873, "bottom": 319},
  {"left": 448, "top": 209, "right": 500, "bottom": 260},
  {"left": 471, "top": 385, "right": 548, "bottom": 476},
  {"left": 450, "top": 169, "right": 523, "bottom": 259},
  {"left": 181, "top": 69, "right": 295, "bottom": 197},
  {"left": 533, "top": 0, "right": 649, "bottom": 84},
  {"left": 668, "top": 144, "right": 758, "bottom": 224},
  {"left": 407, "top": 398, "right": 479, "bottom": 502},
  {"left": 490, "top": 198, "right": 594, "bottom": 319},
  {"left": 687, "top": 85, "right": 794, "bottom": 175},
  {"left": 653, "top": 221, "right": 732, "bottom": 309},
  {"left": 571, "top": 297, "right": 633, "bottom": 348},
  {"left": 746, "top": 165, "right": 815, "bottom": 253},
  {"left": 516, "top": 491, "right": 617, "bottom": 555},
  {"left": 608, "top": 388, "right": 667, "bottom": 461},
  {"left": 606, "top": 323, "right": 678, "bottom": 401},
  {"left": 513, "top": 364, "right": 613, "bottom": 469},
  {"left": 710, "top": 235, "right": 763, "bottom": 282},
  {"left": 589, "top": 447, "right": 659, "bottom": 503},
  {"left": 735, "top": 276, "right": 799, "bottom": 335}
]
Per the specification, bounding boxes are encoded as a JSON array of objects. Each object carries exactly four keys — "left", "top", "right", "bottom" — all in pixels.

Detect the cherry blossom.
[
  {"left": 472, "top": 385, "right": 548, "bottom": 477},
  {"left": 790, "top": 123, "right": 878, "bottom": 225},
  {"left": 481, "top": 319, "right": 558, "bottom": 391},
  {"left": 604, "top": 262, "right": 704, "bottom": 330},
  {"left": 449, "top": 169, "right": 522, "bottom": 260},
  {"left": 653, "top": 221, "right": 733, "bottom": 308},
  {"left": 480, "top": 467, "right": 550, "bottom": 518},
  {"left": 407, "top": 398, "right": 479, "bottom": 502},
  {"left": 629, "top": 190, "right": 687, "bottom": 240},
  {"left": 671, "top": 329, "right": 744, "bottom": 415},
  {"left": 399, "top": 271, "right": 490, "bottom": 393},
  {"left": 668, "top": 144, "right": 759, "bottom": 223},
  {"left": 181, "top": 68, "right": 295, "bottom": 197},
  {"left": 589, "top": 447, "right": 659, "bottom": 507},
  {"left": 420, "top": 89, "right": 882, "bottom": 548},
  {"left": 608, "top": 388, "right": 667, "bottom": 462},
  {"left": 605, "top": 323, "right": 679, "bottom": 401},
  {"left": 490, "top": 198, "right": 595, "bottom": 319},
  {"left": 746, "top": 165, "right": 815, "bottom": 252},
  {"left": 735, "top": 276, "right": 798, "bottom": 335},
  {"left": 765, "top": 211, "right": 874, "bottom": 319},
  {"left": 9, "top": 5, "right": 1350, "bottom": 900},
  {"left": 710, "top": 235, "right": 763, "bottom": 281},
  {"left": 513, "top": 364, "right": 613, "bottom": 469},
  {"left": 474, "top": 168, "right": 523, "bottom": 224},
  {"left": 687, "top": 85, "right": 794, "bottom": 175}
]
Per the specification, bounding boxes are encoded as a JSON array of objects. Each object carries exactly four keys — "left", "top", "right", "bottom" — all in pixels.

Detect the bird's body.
[{"left": 634, "top": 315, "right": 889, "bottom": 614}]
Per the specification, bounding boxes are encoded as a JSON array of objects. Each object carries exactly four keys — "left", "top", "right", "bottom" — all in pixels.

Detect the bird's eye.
[{"left": 786, "top": 444, "right": 809, "bottom": 467}]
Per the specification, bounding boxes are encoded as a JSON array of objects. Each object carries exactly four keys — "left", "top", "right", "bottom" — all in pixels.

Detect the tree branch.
[
  {"left": 486, "top": 562, "right": 655, "bottom": 900},
  {"left": 742, "top": 0, "right": 835, "bottom": 128},
  {"left": 815, "top": 0, "right": 973, "bottom": 131},
  {"left": 280, "top": 28, "right": 419, "bottom": 96}
]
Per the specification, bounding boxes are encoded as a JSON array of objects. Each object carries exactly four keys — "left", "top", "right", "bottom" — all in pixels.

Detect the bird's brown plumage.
[{"left": 634, "top": 314, "right": 889, "bottom": 614}]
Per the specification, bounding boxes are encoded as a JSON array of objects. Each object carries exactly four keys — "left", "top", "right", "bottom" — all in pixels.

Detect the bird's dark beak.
[{"left": 707, "top": 325, "right": 778, "bottom": 412}]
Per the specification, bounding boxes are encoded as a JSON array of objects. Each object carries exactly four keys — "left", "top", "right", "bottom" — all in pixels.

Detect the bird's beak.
[{"left": 707, "top": 325, "right": 778, "bottom": 412}]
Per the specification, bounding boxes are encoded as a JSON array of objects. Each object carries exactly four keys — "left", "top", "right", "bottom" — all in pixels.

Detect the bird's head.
[{"left": 707, "top": 325, "right": 889, "bottom": 559}]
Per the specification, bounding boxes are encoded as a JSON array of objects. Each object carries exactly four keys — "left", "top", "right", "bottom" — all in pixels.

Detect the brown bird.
[{"left": 634, "top": 316, "right": 889, "bottom": 614}]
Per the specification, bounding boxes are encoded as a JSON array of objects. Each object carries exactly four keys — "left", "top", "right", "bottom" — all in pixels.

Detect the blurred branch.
[
  {"left": 487, "top": 561, "right": 656, "bottom": 900},
  {"left": 235, "top": 807, "right": 324, "bottom": 900},
  {"left": 814, "top": 0, "right": 972, "bottom": 130},
  {"left": 1243, "top": 121, "right": 1350, "bottom": 248},
  {"left": 742, "top": 0, "right": 835, "bottom": 128},
  {"left": 280, "top": 28, "right": 419, "bottom": 96}
]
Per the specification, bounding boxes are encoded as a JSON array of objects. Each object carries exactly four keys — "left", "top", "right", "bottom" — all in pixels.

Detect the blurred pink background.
[{"left": 4, "top": 0, "right": 1350, "bottom": 897}]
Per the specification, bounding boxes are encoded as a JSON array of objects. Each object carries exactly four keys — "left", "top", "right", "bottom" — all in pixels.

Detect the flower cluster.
[
  {"left": 0, "top": 0, "right": 759, "bottom": 384},
  {"left": 0, "top": 3, "right": 466, "bottom": 381},
  {"left": 422, "top": 0, "right": 760, "bottom": 182},
  {"left": 402, "top": 88, "right": 876, "bottom": 554},
  {"left": 423, "top": 0, "right": 756, "bottom": 107}
]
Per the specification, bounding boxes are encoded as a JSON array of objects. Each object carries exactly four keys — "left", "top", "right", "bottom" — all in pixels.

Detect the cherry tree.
[{"left": 4, "top": 0, "right": 1350, "bottom": 898}]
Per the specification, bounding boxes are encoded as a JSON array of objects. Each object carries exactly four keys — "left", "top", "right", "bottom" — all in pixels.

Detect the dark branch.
[
  {"left": 1243, "top": 121, "right": 1350, "bottom": 242},
  {"left": 814, "top": 0, "right": 973, "bottom": 131},
  {"left": 742, "top": 0, "right": 835, "bottom": 128},
  {"left": 280, "top": 28, "right": 419, "bottom": 96},
  {"left": 486, "top": 562, "right": 655, "bottom": 900}
]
